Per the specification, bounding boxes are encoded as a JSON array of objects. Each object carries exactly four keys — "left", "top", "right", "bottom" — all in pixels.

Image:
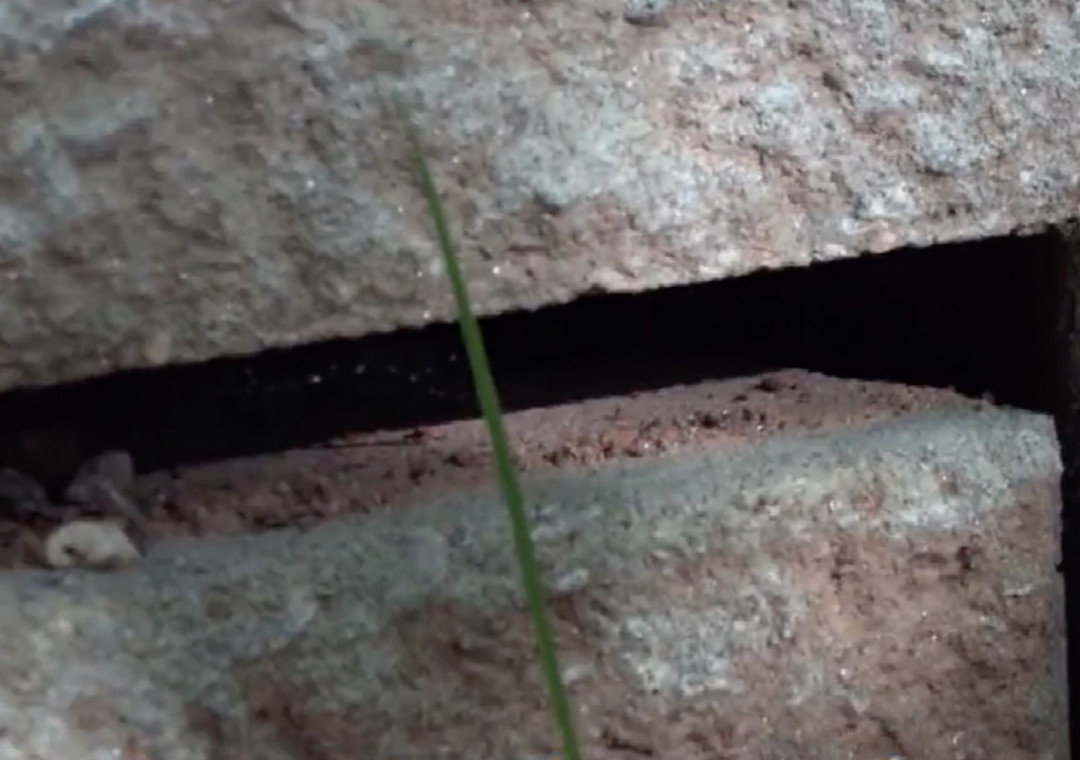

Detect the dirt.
[{"left": 0, "top": 369, "right": 996, "bottom": 569}]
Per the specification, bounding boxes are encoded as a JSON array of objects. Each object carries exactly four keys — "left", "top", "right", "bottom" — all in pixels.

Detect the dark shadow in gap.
[{"left": 0, "top": 232, "right": 1060, "bottom": 492}]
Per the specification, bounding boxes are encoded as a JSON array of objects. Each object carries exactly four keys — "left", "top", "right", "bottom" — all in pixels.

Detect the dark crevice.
[
  {"left": 1048, "top": 223, "right": 1080, "bottom": 760},
  {"left": 0, "top": 232, "right": 1063, "bottom": 494}
]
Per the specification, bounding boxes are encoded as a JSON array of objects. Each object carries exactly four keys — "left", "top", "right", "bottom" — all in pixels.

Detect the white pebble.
[{"left": 44, "top": 520, "right": 142, "bottom": 570}]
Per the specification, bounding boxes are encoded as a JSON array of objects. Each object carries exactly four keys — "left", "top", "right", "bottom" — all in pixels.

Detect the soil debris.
[{"left": 0, "top": 370, "right": 997, "bottom": 569}]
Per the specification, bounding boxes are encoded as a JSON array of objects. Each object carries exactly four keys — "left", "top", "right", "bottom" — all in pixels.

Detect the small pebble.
[
  {"left": 0, "top": 467, "right": 51, "bottom": 517},
  {"left": 64, "top": 450, "right": 149, "bottom": 546},
  {"left": 44, "top": 519, "right": 142, "bottom": 570},
  {"left": 65, "top": 450, "right": 135, "bottom": 503}
]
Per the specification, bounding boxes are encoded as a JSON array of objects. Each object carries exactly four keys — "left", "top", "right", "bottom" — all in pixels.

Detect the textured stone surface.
[
  {"left": 0, "top": 406, "right": 1065, "bottom": 759},
  {"left": 0, "top": 0, "right": 1078, "bottom": 388}
]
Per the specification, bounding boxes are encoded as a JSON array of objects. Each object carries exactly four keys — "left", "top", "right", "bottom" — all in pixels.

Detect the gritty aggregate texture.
[
  {"left": 0, "top": 405, "right": 1065, "bottom": 759},
  {"left": 0, "top": 0, "right": 1078, "bottom": 388}
]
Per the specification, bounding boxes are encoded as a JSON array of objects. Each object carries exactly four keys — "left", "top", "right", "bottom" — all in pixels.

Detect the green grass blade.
[{"left": 399, "top": 107, "right": 584, "bottom": 760}]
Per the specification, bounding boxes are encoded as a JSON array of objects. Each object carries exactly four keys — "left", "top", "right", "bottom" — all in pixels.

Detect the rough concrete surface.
[
  {"left": 0, "top": 405, "right": 1065, "bottom": 759},
  {"left": 1, "top": 0, "right": 1079, "bottom": 389}
]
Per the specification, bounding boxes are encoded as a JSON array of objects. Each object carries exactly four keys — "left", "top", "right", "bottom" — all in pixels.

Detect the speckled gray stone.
[
  {"left": 0, "top": 0, "right": 1078, "bottom": 388},
  {"left": 0, "top": 407, "right": 1065, "bottom": 759}
]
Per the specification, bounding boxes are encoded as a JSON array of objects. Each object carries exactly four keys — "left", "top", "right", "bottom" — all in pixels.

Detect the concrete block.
[
  {"left": 0, "top": 405, "right": 1065, "bottom": 759},
  {"left": 1, "top": 0, "right": 1078, "bottom": 387}
]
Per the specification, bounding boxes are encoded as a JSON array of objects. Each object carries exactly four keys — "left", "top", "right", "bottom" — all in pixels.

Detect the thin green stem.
[{"left": 399, "top": 104, "right": 583, "bottom": 760}]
